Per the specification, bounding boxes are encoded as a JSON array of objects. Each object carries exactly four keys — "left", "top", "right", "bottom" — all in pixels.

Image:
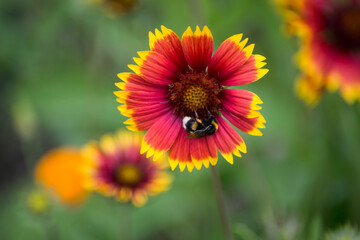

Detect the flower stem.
[
  {"left": 42, "top": 213, "right": 58, "bottom": 240},
  {"left": 211, "top": 166, "right": 233, "bottom": 240},
  {"left": 119, "top": 204, "right": 132, "bottom": 240}
]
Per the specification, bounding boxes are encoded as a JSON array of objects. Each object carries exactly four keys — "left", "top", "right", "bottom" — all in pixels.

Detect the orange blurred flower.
[{"left": 35, "top": 147, "right": 89, "bottom": 206}]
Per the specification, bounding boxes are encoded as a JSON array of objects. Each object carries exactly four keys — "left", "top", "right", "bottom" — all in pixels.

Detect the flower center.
[
  {"left": 324, "top": 6, "right": 360, "bottom": 51},
  {"left": 115, "top": 164, "right": 143, "bottom": 187},
  {"left": 340, "top": 8, "right": 360, "bottom": 39},
  {"left": 168, "top": 71, "right": 222, "bottom": 118},
  {"left": 183, "top": 85, "right": 209, "bottom": 110}
]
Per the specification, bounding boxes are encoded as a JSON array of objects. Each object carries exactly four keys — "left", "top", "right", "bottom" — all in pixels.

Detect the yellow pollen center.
[
  {"left": 116, "top": 164, "right": 142, "bottom": 186},
  {"left": 183, "top": 85, "right": 209, "bottom": 110},
  {"left": 168, "top": 71, "right": 222, "bottom": 118}
]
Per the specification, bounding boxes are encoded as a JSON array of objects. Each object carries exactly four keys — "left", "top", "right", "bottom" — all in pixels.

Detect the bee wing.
[
  {"left": 185, "top": 129, "right": 208, "bottom": 139},
  {"left": 185, "top": 133, "right": 204, "bottom": 139},
  {"left": 185, "top": 134, "right": 197, "bottom": 139}
]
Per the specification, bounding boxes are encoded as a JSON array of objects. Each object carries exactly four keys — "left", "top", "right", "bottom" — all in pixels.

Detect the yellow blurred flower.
[
  {"left": 35, "top": 147, "right": 89, "bottom": 206},
  {"left": 82, "top": 130, "right": 172, "bottom": 207},
  {"left": 26, "top": 190, "right": 49, "bottom": 215}
]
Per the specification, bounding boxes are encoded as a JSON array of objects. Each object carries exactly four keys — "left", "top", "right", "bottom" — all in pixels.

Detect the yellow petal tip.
[
  {"left": 257, "top": 69, "right": 269, "bottom": 80},
  {"left": 222, "top": 153, "right": 233, "bottom": 164},
  {"left": 117, "top": 72, "right": 131, "bottom": 82},
  {"left": 169, "top": 158, "right": 178, "bottom": 171}
]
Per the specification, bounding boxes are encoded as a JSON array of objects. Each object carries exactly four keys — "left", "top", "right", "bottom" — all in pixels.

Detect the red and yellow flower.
[
  {"left": 114, "top": 26, "right": 268, "bottom": 172},
  {"left": 35, "top": 147, "right": 89, "bottom": 206},
  {"left": 82, "top": 131, "right": 172, "bottom": 207},
  {"left": 276, "top": 0, "right": 360, "bottom": 105}
]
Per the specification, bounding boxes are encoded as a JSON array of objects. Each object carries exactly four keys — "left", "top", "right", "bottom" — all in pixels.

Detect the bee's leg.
[
  {"left": 206, "top": 108, "right": 211, "bottom": 116},
  {"left": 193, "top": 108, "right": 199, "bottom": 119}
]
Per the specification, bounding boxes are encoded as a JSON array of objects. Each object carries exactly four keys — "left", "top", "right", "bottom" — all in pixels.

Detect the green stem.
[
  {"left": 42, "top": 213, "right": 58, "bottom": 240},
  {"left": 119, "top": 203, "right": 132, "bottom": 240},
  {"left": 211, "top": 166, "right": 233, "bottom": 240}
]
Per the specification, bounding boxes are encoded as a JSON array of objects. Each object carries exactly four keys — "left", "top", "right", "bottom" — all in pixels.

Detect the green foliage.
[{"left": 324, "top": 224, "right": 360, "bottom": 240}]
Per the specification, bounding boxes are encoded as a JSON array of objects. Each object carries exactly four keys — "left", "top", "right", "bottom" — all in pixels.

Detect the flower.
[
  {"left": 114, "top": 26, "right": 268, "bottom": 172},
  {"left": 274, "top": 0, "right": 305, "bottom": 36},
  {"left": 276, "top": 0, "right": 360, "bottom": 105},
  {"left": 26, "top": 190, "right": 50, "bottom": 215},
  {"left": 82, "top": 131, "right": 172, "bottom": 207},
  {"left": 325, "top": 224, "right": 360, "bottom": 240},
  {"left": 35, "top": 147, "right": 89, "bottom": 206},
  {"left": 97, "top": 0, "right": 138, "bottom": 17}
]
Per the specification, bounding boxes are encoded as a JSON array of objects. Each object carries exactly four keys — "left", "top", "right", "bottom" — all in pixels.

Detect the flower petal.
[
  {"left": 220, "top": 89, "right": 265, "bottom": 122},
  {"left": 116, "top": 72, "right": 166, "bottom": 92},
  {"left": 208, "top": 34, "right": 268, "bottom": 86},
  {"left": 181, "top": 26, "right": 214, "bottom": 72},
  {"left": 168, "top": 115, "right": 246, "bottom": 171},
  {"left": 206, "top": 135, "right": 218, "bottom": 166},
  {"left": 132, "top": 189, "right": 148, "bottom": 207},
  {"left": 211, "top": 116, "right": 246, "bottom": 164},
  {"left": 168, "top": 130, "right": 219, "bottom": 172},
  {"left": 124, "top": 103, "right": 172, "bottom": 132},
  {"left": 141, "top": 112, "right": 182, "bottom": 161},
  {"left": 115, "top": 73, "right": 172, "bottom": 131},
  {"left": 190, "top": 137, "right": 213, "bottom": 170},
  {"left": 222, "top": 106, "right": 264, "bottom": 137},
  {"left": 147, "top": 172, "right": 173, "bottom": 194},
  {"left": 295, "top": 74, "right": 324, "bottom": 106},
  {"left": 129, "top": 50, "right": 179, "bottom": 85},
  {"left": 149, "top": 26, "right": 187, "bottom": 73},
  {"left": 168, "top": 129, "right": 192, "bottom": 172}
]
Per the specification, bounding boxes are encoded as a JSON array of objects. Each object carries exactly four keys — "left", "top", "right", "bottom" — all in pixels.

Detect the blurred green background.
[{"left": 1, "top": 0, "right": 360, "bottom": 239}]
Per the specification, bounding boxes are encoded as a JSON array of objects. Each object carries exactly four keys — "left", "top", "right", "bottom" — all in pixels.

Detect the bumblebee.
[{"left": 182, "top": 112, "right": 218, "bottom": 139}]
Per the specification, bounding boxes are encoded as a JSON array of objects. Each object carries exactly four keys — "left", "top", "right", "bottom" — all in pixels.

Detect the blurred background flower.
[
  {"left": 93, "top": 0, "right": 139, "bottom": 17},
  {"left": 1, "top": 0, "right": 360, "bottom": 239},
  {"left": 26, "top": 190, "right": 50, "bottom": 215},
  {"left": 35, "top": 147, "right": 89, "bottom": 206},
  {"left": 82, "top": 131, "right": 172, "bottom": 207},
  {"left": 276, "top": 0, "right": 360, "bottom": 105}
]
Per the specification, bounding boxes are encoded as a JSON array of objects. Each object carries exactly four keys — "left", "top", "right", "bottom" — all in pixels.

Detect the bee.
[{"left": 182, "top": 112, "right": 218, "bottom": 139}]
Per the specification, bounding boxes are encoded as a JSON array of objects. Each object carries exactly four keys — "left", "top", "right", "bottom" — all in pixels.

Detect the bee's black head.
[{"left": 202, "top": 113, "right": 217, "bottom": 125}]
